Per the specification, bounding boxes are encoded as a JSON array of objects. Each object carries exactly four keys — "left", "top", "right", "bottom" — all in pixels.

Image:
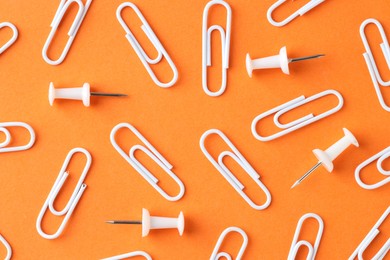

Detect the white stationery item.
[
  {"left": 49, "top": 82, "right": 127, "bottom": 107},
  {"left": 42, "top": 0, "right": 92, "bottom": 65},
  {"left": 251, "top": 90, "right": 344, "bottom": 142},
  {"left": 360, "top": 18, "right": 390, "bottom": 112},
  {"left": 0, "top": 234, "right": 12, "bottom": 260},
  {"left": 200, "top": 129, "right": 271, "bottom": 210},
  {"left": 292, "top": 128, "right": 359, "bottom": 188},
  {"left": 210, "top": 227, "right": 248, "bottom": 260},
  {"left": 355, "top": 147, "right": 390, "bottom": 190},
  {"left": 0, "top": 22, "right": 18, "bottom": 55},
  {"left": 116, "top": 2, "right": 178, "bottom": 88},
  {"left": 110, "top": 123, "right": 185, "bottom": 201},
  {"left": 349, "top": 206, "right": 390, "bottom": 260},
  {"left": 246, "top": 46, "right": 324, "bottom": 77},
  {"left": 202, "top": 0, "right": 232, "bottom": 97},
  {"left": 101, "top": 251, "right": 152, "bottom": 260},
  {"left": 106, "top": 208, "right": 184, "bottom": 237},
  {"left": 267, "top": 0, "right": 325, "bottom": 27},
  {"left": 36, "top": 148, "right": 92, "bottom": 239},
  {"left": 0, "top": 122, "right": 35, "bottom": 153},
  {"left": 288, "top": 213, "right": 324, "bottom": 260}
]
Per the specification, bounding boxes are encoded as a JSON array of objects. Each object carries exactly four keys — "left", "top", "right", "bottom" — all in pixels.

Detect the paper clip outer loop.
[
  {"left": 116, "top": 2, "right": 178, "bottom": 88},
  {"left": 355, "top": 146, "right": 390, "bottom": 190},
  {"left": 36, "top": 148, "right": 92, "bottom": 239},
  {"left": 202, "top": 0, "right": 232, "bottom": 97},
  {"left": 0, "top": 122, "right": 35, "bottom": 153},
  {"left": 101, "top": 251, "right": 152, "bottom": 260},
  {"left": 251, "top": 89, "right": 343, "bottom": 142},
  {"left": 349, "top": 206, "right": 390, "bottom": 260},
  {"left": 287, "top": 213, "right": 324, "bottom": 260},
  {"left": 42, "top": 0, "right": 92, "bottom": 65},
  {"left": 210, "top": 227, "right": 248, "bottom": 260},
  {"left": 200, "top": 129, "right": 271, "bottom": 210},
  {"left": 0, "top": 234, "right": 12, "bottom": 260},
  {"left": 360, "top": 19, "right": 390, "bottom": 111},
  {"left": 267, "top": 0, "right": 325, "bottom": 27},
  {"left": 110, "top": 123, "right": 185, "bottom": 202},
  {"left": 0, "top": 22, "right": 18, "bottom": 55}
]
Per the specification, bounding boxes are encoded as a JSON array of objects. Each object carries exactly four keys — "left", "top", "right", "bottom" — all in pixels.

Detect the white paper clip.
[
  {"left": 288, "top": 213, "right": 324, "bottom": 260},
  {"left": 360, "top": 19, "right": 390, "bottom": 112},
  {"left": 202, "top": 0, "right": 232, "bottom": 97},
  {"left": 0, "top": 22, "right": 18, "bottom": 55},
  {"left": 349, "top": 206, "right": 390, "bottom": 260},
  {"left": 116, "top": 2, "right": 178, "bottom": 88},
  {"left": 210, "top": 227, "right": 248, "bottom": 260},
  {"left": 110, "top": 123, "right": 185, "bottom": 201},
  {"left": 42, "top": 0, "right": 92, "bottom": 65},
  {"left": 251, "top": 90, "right": 344, "bottom": 142},
  {"left": 36, "top": 148, "right": 92, "bottom": 239},
  {"left": 0, "top": 122, "right": 35, "bottom": 153},
  {"left": 355, "top": 147, "right": 390, "bottom": 190},
  {"left": 267, "top": 0, "right": 325, "bottom": 27},
  {"left": 101, "top": 251, "right": 152, "bottom": 260},
  {"left": 200, "top": 129, "right": 271, "bottom": 210},
  {"left": 0, "top": 234, "right": 12, "bottom": 260}
]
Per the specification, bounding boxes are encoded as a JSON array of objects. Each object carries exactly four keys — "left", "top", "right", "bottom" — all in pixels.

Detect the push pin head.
[{"left": 246, "top": 46, "right": 324, "bottom": 77}]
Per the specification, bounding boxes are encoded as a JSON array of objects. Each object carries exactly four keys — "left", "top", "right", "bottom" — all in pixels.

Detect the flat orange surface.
[{"left": 0, "top": 0, "right": 389, "bottom": 259}]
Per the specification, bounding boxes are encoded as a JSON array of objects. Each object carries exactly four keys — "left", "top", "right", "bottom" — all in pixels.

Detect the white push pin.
[
  {"left": 106, "top": 208, "right": 184, "bottom": 237},
  {"left": 246, "top": 46, "right": 324, "bottom": 77},
  {"left": 49, "top": 82, "right": 127, "bottom": 107},
  {"left": 291, "top": 128, "right": 359, "bottom": 188}
]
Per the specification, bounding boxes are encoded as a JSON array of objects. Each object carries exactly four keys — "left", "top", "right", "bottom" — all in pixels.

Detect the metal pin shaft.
[
  {"left": 291, "top": 162, "right": 322, "bottom": 189},
  {"left": 106, "top": 220, "right": 142, "bottom": 224},
  {"left": 289, "top": 54, "right": 325, "bottom": 63},
  {"left": 90, "top": 92, "right": 127, "bottom": 97}
]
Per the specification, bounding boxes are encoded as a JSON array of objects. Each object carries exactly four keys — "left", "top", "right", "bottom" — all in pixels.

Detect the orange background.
[{"left": 0, "top": 0, "right": 389, "bottom": 259}]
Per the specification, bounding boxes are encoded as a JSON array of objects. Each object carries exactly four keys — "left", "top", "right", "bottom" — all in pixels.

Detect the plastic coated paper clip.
[
  {"left": 110, "top": 123, "right": 185, "bottom": 202},
  {"left": 349, "top": 206, "right": 390, "bottom": 260},
  {"left": 267, "top": 0, "right": 325, "bottom": 27},
  {"left": 101, "top": 251, "right": 152, "bottom": 260},
  {"left": 360, "top": 19, "right": 390, "bottom": 112},
  {"left": 200, "top": 129, "right": 271, "bottom": 210},
  {"left": 287, "top": 213, "right": 324, "bottom": 260},
  {"left": 116, "top": 2, "right": 178, "bottom": 88},
  {"left": 202, "top": 0, "right": 232, "bottom": 97},
  {"left": 42, "top": 0, "right": 92, "bottom": 65},
  {"left": 0, "top": 122, "right": 35, "bottom": 153},
  {"left": 251, "top": 90, "right": 344, "bottom": 142},
  {"left": 36, "top": 148, "right": 92, "bottom": 239},
  {"left": 0, "top": 22, "right": 18, "bottom": 55},
  {"left": 0, "top": 234, "right": 12, "bottom": 260},
  {"left": 210, "top": 227, "right": 248, "bottom": 260}
]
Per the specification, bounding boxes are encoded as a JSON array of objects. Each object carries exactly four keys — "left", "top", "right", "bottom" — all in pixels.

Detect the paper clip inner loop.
[
  {"left": 200, "top": 129, "right": 271, "bottom": 210},
  {"left": 252, "top": 89, "right": 343, "bottom": 142},
  {"left": 0, "top": 234, "right": 12, "bottom": 260},
  {"left": 0, "top": 22, "right": 18, "bottom": 55},
  {"left": 36, "top": 148, "right": 92, "bottom": 239},
  {"left": 0, "top": 122, "right": 35, "bottom": 153},
  {"left": 102, "top": 251, "right": 152, "bottom": 260},
  {"left": 210, "top": 227, "right": 248, "bottom": 260},
  {"left": 116, "top": 2, "right": 178, "bottom": 88},
  {"left": 110, "top": 123, "right": 185, "bottom": 202}
]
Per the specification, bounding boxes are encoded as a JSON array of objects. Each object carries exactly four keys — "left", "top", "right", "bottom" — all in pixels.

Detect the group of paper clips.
[{"left": 0, "top": 0, "right": 389, "bottom": 259}]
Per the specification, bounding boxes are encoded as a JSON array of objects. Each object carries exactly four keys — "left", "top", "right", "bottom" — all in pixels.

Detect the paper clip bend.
[
  {"left": 110, "top": 123, "right": 185, "bottom": 201},
  {"left": 0, "top": 22, "right": 18, "bottom": 55},
  {"left": 0, "top": 122, "right": 35, "bottom": 153},
  {"left": 42, "top": 0, "right": 92, "bottom": 65},
  {"left": 360, "top": 19, "right": 390, "bottom": 112},
  {"left": 349, "top": 206, "right": 390, "bottom": 260},
  {"left": 116, "top": 2, "right": 178, "bottom": 88},
  {"left": 288, "top": 213, "right": 324, "bottom": 260},
  {"left": 355, "top": 147, "right": 390, "bottom": 190},
  {"left": 202, "top": 0, "right": 232, "bottom": 97},
  {"left": 210, "top": 227, "right": 248, "bottom": 260},
  {"left": 0, "top": 234, "right": 12, "bottom": 260},
  {"left": 251, "top": 89, "right": 343, "bottom": 142},
  {"left": 102, "top": 251, "right": 152, "bottom": 260},
  {"left": 36, "top": 148, "right": 92, "bottom": 239},
  {"left": 267, "top": 0, "right": 325, "bottom": 27},
  {"left": 200, "top": 129, "right": 271, "bottom": 210}
]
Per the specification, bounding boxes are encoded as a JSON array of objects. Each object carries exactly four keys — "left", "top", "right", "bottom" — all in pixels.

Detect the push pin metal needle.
[
  {"left": 291, "top": 128, "right": 359, "bottom": 189},
  {"left": 246, "top": 46, "right": 324, "bottom": 77},
  {"left": 49, "top": 82, "right": 127, "bottom": 107},
  {"left": 106, "top": 208, "right": 184, "bottom": 237}
]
